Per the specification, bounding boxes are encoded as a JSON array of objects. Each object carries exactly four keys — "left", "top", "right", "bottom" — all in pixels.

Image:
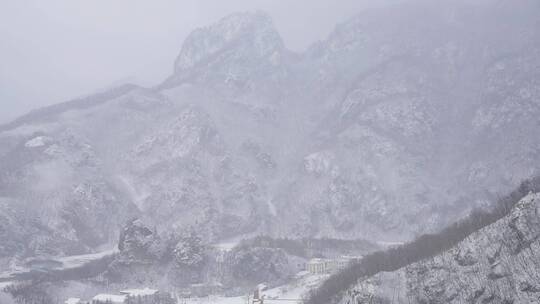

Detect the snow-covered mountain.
[
  {"left": 339, "top": 191, "right": 540, "bottom": 304},
  {"left": 1, "top": 0, "right": 540, "bottom": 260}
]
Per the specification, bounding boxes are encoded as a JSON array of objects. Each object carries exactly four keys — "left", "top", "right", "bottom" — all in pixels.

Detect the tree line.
[
  {"left": 238, "top": 236, "right": 379, "bottom": 258},
  {"left": 306, "top": 176, "right": 540, "bottom": 304}
]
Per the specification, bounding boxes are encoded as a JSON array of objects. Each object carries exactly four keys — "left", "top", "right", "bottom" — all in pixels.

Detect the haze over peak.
[
  {"left": 174, "top": 10, "right": 284, "bottom": 74},
  {"left": 2, "top": 1, "right": 540, "bottom": 303},
  {"left": 0, "top": 0, "right": 392, "bottom": 124},
  {"left": 1, "top": 0, "right": 539, "bottom": 260}
]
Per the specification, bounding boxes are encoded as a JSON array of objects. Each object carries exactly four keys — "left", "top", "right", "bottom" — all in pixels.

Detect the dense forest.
[{"left": 306, "top": 176, "right": 540, "bottom": 304}]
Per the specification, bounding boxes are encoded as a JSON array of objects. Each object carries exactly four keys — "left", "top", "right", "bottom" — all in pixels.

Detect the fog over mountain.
[
  {"left": 1, "top": 0, "right": 540, "bottom": 303},
  {"left": 0, "top": 0, "right": 398, "bottom": 124}
]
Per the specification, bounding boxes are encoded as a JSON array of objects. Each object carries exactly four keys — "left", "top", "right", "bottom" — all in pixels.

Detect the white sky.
[{"left": 0, "top": 0, "right": 395, "bottom": 123}]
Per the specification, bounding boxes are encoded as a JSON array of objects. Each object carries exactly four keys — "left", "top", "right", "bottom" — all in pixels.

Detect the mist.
[
  {"left": 0, "top": 0, "right": 398, "bottom": 124},
  {"left": 1, "top": 0, "right": 540, "bottom": 304}
]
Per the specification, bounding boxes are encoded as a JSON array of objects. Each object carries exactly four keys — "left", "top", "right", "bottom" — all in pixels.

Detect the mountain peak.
[
  {"left": 215, "top": 11, "right": 274, "bottom": 39},
  {"left": 173, "top": 11, "right": 284, "bottom": 74}
]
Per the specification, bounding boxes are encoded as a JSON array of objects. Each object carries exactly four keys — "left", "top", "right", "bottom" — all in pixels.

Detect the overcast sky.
[{"left": 0, "top": 0, "right": 397, "bottom": 124}]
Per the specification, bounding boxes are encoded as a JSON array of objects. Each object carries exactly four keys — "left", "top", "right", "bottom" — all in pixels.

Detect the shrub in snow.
[{"left": 173, "top": 229, "right": 205, "bottom": 269}]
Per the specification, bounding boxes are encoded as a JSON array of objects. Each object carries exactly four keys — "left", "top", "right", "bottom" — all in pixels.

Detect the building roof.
[
  {"left": 65, "top": 298, "right": 81, "bottom": 304},
  {"left": 119, "top": 288, "right": 158, "bottom": 297},
  {"left": 307, "top": 258, "right": 330, "bottom": 264},
  {"left": 341, "top": 255, "right": 363, "bottom": 260},
  {"left": 92, "top": 294, "right": 127, "bottom": 303}
]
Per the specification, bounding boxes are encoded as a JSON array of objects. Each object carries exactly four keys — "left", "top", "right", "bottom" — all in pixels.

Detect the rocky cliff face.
[
  {"left": 340, "top": 192, "right": 540, "bottom": 304},
  {"left": 1, "top": 0, "right": 540, "bottom": 260}
]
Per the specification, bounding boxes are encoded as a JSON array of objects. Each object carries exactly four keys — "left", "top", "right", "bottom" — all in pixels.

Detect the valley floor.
[
  {"left": 179, "top": 273, "right": 328, "bottom": 304},
  {"left": 0, "top": 248, "right": 118, "bottom": 283}
]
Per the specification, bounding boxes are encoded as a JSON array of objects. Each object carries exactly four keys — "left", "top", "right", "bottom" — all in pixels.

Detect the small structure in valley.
[
  {"left": 306, "top": 256, "right": 362, "bottom": 274},
  {"left": 65, "top": 298, "right": 82, "bottom": 304},
  {"left": 73, "top": 287, "right": 175, "bottom": 304},
  {"left": 306, "top": 258, "right": 332, "bottom": 274},
  {"left": 92, "top": 294, "right": 127, "bottom": 304},
  {"left": 120, "top": 288, "right": 158, "bottom": 298}
]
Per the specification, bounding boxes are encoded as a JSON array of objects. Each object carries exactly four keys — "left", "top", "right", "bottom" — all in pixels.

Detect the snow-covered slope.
[
  {"left": 1, "top": 0, "right": 540, "bottom": 260},
  {"left": 340, "top": 192, "right": 540, "bottom": 304}
]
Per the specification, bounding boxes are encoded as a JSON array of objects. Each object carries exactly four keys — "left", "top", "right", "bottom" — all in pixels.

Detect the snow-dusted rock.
[
  {"left": 24, "top": 136, "right": 51, "bottom": 148},
  {"left": 341, "top": 193, "right": 540, "bottom": 304},
  {"left": 174, "top": 11, "right": 283, "bottom": 72},
  {"left": 1, "top": 0, "right": 540, "bottom": 258}
]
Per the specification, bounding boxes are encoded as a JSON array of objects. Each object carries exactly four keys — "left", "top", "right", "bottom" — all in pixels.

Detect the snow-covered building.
[
  {"left": 306, "top": 258, "right": 332, "bottom": 274},
  {"left": 119, "top": 288, "right": 158, "bottom": 297},
  {"left": 92, "top": 294, "right": 127, "bottom": 304},
  {"left": 333, "top": 257, "right": 353, "bottom": 272},
  {"left": 120, "top": 288, "right": 159, "bottom": 303},
  {"left": 89, "top": 288, "right": 174, "bottom": 304},
  {"left": 65, "top": 298, "right": 83, "bottom": 304},
  {"left": 306, "top": 256, "right": 362, "bottom": 274}
]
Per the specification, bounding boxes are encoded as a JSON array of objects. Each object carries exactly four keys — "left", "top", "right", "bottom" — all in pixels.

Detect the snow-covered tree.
[{"left": 173, "top": 229, "right": 205, "bottom": 269}]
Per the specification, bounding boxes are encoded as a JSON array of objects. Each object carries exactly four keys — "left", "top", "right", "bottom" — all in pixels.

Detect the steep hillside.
[
  {"left": 1, "top": 0, "right": 540, "bottom": 261},
  {"left": 340, "top": 192, "right": 540, "bottom": 304}
]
